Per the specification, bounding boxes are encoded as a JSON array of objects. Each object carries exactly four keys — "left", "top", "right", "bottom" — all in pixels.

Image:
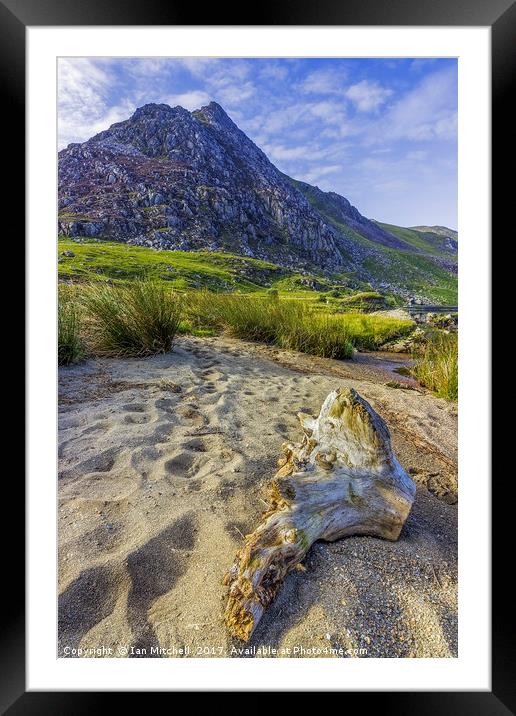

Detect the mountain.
[{"left": 58, "top": 101, "right": 457, "bottom": 301}]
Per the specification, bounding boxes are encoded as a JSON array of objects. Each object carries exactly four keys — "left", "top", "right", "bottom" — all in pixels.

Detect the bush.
[
  {"left": 412, "top": 332, "right": 458, "bottom": 400},
  {"left": 58, "top": 291, "right": 84, "bottom": 365},
  {"left": 83, "top": 278, "right": 183, "bottom": 357}
]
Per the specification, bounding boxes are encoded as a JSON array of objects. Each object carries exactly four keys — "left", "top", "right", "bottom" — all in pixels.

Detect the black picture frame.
[{"left": 8, "top": 0, "right": 509, "bottom": 708}]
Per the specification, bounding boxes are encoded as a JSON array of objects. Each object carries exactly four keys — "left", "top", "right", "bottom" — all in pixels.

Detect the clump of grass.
[
  {"left": 82, "top": 278, "right": 183, "bottom": 357},
  {"left": 330, "top": 313, "right": 414, "bottom": 351},
  {"left": 412, "top": 332, "right": 458, "bottom": 400},
  {"left": 58, "top": 290, "right": 84, "bottom": 365},
  {"left": 185, "top": 293, "right": 354, "bottom": 359},
  {"left": 185, "top": 292, "right": 413, "bottom": 358},
  {"left": 338, "top": 291, "right": 386, "bottom": 313},
  {"left": 279, "top": 312, "right": 354, "bottom": 359}
]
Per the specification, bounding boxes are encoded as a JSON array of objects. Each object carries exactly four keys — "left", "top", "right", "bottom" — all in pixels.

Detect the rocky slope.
[{"left": 58, "top": 101, "right": 457, "bottom": 298}]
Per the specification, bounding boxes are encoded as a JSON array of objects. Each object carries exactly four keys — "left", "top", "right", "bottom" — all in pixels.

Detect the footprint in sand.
[
  {"left": 121, "top": 403, "right": 146, "bottom": 413},
  {"left": 162, "top": 434, "right": 221, "bottom": 483},
  {"left": 130, "top": 445, "right": 162, "bottom": 473},
  {"left": 274, "top": 422, "right": 289, "bottom": 435},
  {"left": 176, "top": 405, "right": 205, "bottom": 427},
  {"left": 183, "top": 437, "right": 211, "bottom": 453},
  {"left": 63, "top": 446, "right": 121, "bottom": 478},
  {"left": 164, "top": 451, "right": 199, "bottom": 479},
  {"left": 122, "top": 413, "right": 151, "bottom": 425},
  {"left": 80, "top": 420, "right": 112, "bottom": 436},
  {"left": 198, "top": 382, "right": 218, "bottom": 395},
  {"left": 200, "top": 368, "right": 226, "bottom": 383}
]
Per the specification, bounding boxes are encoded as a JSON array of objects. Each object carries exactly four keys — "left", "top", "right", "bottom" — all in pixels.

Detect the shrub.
[
  {"left": 58, "top": 291, "right": 84, "bottom": 365},
  {"left": 82, "top": 278, "right": 183, "bottom": 357},
  {"left": 412, "top": 332, "right": 458, "bottom": 400}
]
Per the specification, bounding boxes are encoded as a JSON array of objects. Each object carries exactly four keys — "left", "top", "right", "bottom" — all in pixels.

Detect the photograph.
[{"left": 56, "top": 56, "right": 459, "bottom": 660}]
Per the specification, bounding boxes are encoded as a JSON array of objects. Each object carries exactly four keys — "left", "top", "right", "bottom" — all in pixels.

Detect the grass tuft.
[
  {"left": 58, "top": 289, "right": 84, "bottom": 365},
  {"left": 185, "top": 293, "right": 413, "bottom": 359},
  {"left": 82, "top": 278, "right": 183, "bottom": 357},
  {"left": 412, "top": 332, "right": 458, "bottom": 400}
]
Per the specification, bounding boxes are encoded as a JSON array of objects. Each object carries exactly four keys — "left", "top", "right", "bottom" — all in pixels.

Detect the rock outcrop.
[
  {"left": 59, "top": 102, "right": 356, "bottom": 272},
  {"left": 58, "top": 101, "right": 458, "bottom": 296}
]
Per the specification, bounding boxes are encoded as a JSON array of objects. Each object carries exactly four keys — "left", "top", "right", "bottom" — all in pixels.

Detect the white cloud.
[
  {"left": 345, "top": 80, "right": 392, "bottom": 112},
  {"left": 214, "top": 82, "right": 255, "bottom": 106},
  {"left": 166, "top": 90, "right": 211, "bottom": 110},
  {"left": 300, "top": 164, "right": 341, "bottom": 184},
  {"left": 406, "top": 150, "right": 428, "bottom": 161},
  {"left": 263, "top": 140, "right": 345, "bottom": 167},
  {"left": 264, "top": 144, "right": 308, "bottom": 161},
  {"left": 177, "top": 57, "right": 219, "bottom": 78},
  {"left": 58, "top": 59, "right": 122, "bottom": 148},
  {"left": 308, "top": 100, "right": 343, "bottom": 121},
  {"left": 259, "top": 62, "right": 289, "bottom": 82},
  {"left": 299, "top": 68, "right": 347, "bottom": 95},
  {"left": 372, "top": 67, "right": 458, "bottom": 142},
  {"left": 125, "top": 58, "right": 175, "bottom": 78}
]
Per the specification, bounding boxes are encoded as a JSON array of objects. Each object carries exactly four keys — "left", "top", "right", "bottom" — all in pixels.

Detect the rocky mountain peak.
[
  {"left": 131, "top": 102, "right": 182, "bottom": 121},
  {"left": 194, "top": 101, "right": 233, "bottom": 126},
  {"left": 58, "top": 100, "right": 457, "bottom": 296}
]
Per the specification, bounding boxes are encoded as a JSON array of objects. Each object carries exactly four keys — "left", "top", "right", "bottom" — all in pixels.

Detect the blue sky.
[{"left": 58, "top": 57, "right": 457, "bottom": 229}]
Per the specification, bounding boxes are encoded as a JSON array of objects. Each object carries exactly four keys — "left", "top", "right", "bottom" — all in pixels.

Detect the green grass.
[
  {"left": 361, "top": 251, "right": 457, "bottom": 304},
  {"left": 412, "top": 332, "right": 458, "bottom": 400},
  {"left": 185, "top": 292, "right": 413, "bottom": 356},
  {"left": 57, "top": 274, "right": 415, "bottom": 363},
  {"left": 338, "top": 291, "right": 386, "bottom": 312},
  {"left": 185, "top": 292, "right": 353, "bottom": 358},
  {"left": 81, "top": 278, "right": 183, "bottom": 357},
  {"left": 58, "top": 238, "right": 288, "bottom": 293},
  {"left": 58, "top": 236, "right": 457, "bottom": 305},
  {"left": 283, "top": 178, "right": 457, "bottom": 303},
  {"left": 376, "top": 222, "right": 442, "bottom": 255},
  {"left": 58, "top": 287, "right": 84, "bottom": 365}
]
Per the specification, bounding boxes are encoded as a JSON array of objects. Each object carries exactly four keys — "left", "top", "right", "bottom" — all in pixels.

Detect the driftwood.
[{"left": 224, "top": 387, "right": 416, "bottom": 641}]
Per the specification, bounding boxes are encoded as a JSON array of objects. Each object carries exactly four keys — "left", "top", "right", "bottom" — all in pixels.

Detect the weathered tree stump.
[{"left": 223, "top": 387, "right": 416, "bottom": 641}]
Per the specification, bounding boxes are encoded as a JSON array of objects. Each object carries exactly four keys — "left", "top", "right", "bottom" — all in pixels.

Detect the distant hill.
[{"left": 58, "top": 101, "right": 457, "bottom": 303}]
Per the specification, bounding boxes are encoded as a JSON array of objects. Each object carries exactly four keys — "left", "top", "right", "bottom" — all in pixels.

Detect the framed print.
[{"left": 8, "top": 0, "right": 510, "bottom": 707}]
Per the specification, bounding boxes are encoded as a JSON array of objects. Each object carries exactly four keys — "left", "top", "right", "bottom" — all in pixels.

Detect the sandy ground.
[{"left": 58, "top": 336, "right": 458, "bottom": 658}]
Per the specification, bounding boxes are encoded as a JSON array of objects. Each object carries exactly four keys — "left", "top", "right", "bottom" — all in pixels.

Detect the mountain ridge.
[{"left": 58, "top": 101, "right": 457, "bottom": 301}]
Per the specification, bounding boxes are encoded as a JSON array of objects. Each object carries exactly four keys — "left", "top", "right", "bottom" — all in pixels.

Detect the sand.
[{"left": 58, "top": 336, "right": 458, "bottom": 658}]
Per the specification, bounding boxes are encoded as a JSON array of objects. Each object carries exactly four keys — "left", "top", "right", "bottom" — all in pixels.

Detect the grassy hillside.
[
  {"left": 377, "top": 222, "right": 458, "bottom": 260},
  {"left": 376, "top": 222, "right": 443, "bottom": 255},
  {"left": 58, "top": 238, "right": 291, "bottom": 292},
  {"left": 58, "top": 236, "right": 456, "bottom": 305},
  {"left": 287, "top": 179, "right": 457, "bottom": 304},
  {"left": 58, "top": 238, "right": 370, "bottom": 300}
]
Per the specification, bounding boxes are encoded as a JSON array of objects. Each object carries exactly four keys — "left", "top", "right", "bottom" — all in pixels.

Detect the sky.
[{"left": 58, "top": 57, "right": 458, "bottom": 229}]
